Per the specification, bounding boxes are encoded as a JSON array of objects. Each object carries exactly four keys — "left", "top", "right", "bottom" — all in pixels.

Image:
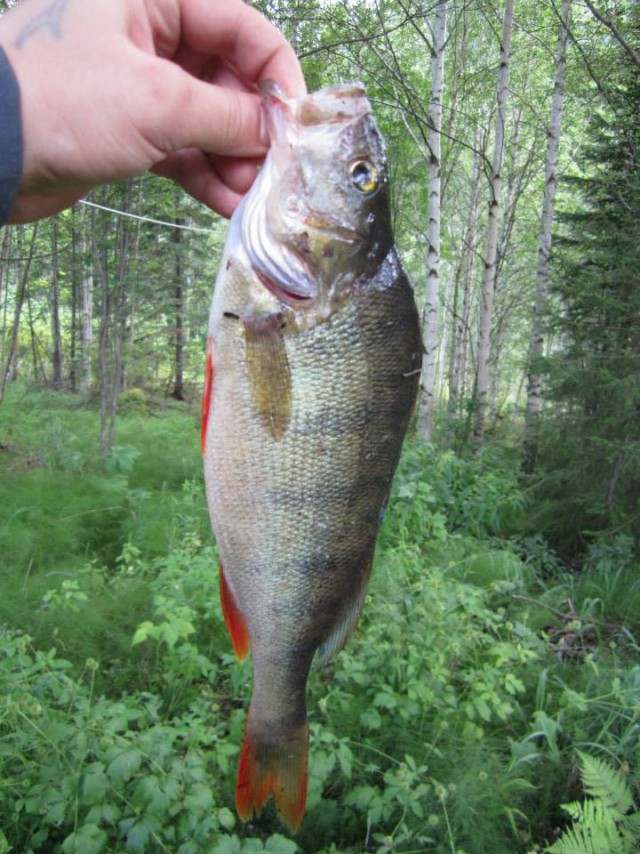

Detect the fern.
[
  {"left": 579, "top": 752, "right": 634, "bottom": 816},
  {"left": 546, "top": 752, "right": 640, "bottom": 854}
]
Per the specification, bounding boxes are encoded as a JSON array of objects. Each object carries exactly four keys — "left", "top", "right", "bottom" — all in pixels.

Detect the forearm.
[{"left": 0, "top": 47, "right": 23, "bottom": 227}]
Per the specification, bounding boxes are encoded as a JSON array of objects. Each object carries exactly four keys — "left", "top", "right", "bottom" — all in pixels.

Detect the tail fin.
[{"left": 236, "top": 715, "right": 309, "bottom": 832}]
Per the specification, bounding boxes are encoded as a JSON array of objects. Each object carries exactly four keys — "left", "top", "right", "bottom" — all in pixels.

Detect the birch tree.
[
  {"left": 447, "top": 133, "right": 483, "bottom": 416},
  {"left": 80, "top": 210, "right": 94, "bottom": 395},
  {"left": 50, "top": 217, "right": 63, "bottom": 390},
  {"left": 172, "top": 220, "right": 185, "bottom": 401},
  {"left": 418, "top": 0, "right": 447, "bottom": 441},
  {"left": 473, "top": 0, "right": 515, "bottom": 444},
  {"left": 522, "top": 0, "right": 571, "bottom": 473},
  {"left": 0, "top": 226, "right": 37, "bottom": 403}
]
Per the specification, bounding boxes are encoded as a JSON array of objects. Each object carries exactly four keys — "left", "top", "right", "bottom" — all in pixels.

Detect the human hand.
[{"left": 0, "top": 0, "right": 306, "bottom": 223}]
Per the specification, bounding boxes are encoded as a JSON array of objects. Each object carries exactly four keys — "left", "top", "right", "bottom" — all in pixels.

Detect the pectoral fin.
[{"left": 244, "top": 314, "right": 291, "bottom": 440}]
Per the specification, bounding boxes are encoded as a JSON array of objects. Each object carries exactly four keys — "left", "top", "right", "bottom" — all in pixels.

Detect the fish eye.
[{"left": 349, "top": 159, "right": 379, "bottom": 195}]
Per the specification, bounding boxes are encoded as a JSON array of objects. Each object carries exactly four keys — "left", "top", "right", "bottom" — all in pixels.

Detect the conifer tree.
[{"left": 535, "top": 31, "right": 640, "bottom": 552}]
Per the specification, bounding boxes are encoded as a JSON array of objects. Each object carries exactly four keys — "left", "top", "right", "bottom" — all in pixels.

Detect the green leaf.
[
  {"left": 86, "top": 804, "right": 120, "bottom": 826},
  {"left": 159, "top": 616, "right": 196, "bottom": 648},
  {"left": 125, "top": 816, "right": 162, "bottom": 853},
  {"left": 107, "top": 749, "right": 142, "bottom": 785},
  {"left": 360, "top": 708, "right": 382, "bottom": 730},
  {"left": 264, "top": 834, "right": 298, "bottom": 853},
  {"left": 545, "top": 753, "right": 638, "bottom": 854},
  {"left": 373, "top": 689, "right": 397, "bottom": 710},
  {"left": 337, "top": 741, "right": 353, "bottom": 778},
  {"left": 81, "top": 762, "right": 108, "bottom": 805},
  {"left": 62, "top": 824, "right": 108, "bottom": 854},
  {"left": 344, "top": 785, "right": 377, "bottom": 811},
  {"left": 578, "top": 751, "right": 634, "bottom": 817},
  {"left": 218, "top": 807, "right": 236, "bottom": 831},
  {"left": 184, "top": 783, "right": 214, "bottom": 814},
  {"left": 105, "top": 445, "right": 141, "bottom": 473},
  {"left": 43, "top": 797, "right": 67, "bottom": 826},
  {"left": 210, "top": 837, "right": 241, "bottom": 854},
  {"left": 214, "top": 741, "right": 239, "bottom": 774},
  {"left": 132, "top": 621, "right": 156, "bottom": 646},
  {"left": 474, "top": 696, "right": 492, "bottom": 722},
  {"left": 504, "top": 673, "right": 525, "bottom": 695}
]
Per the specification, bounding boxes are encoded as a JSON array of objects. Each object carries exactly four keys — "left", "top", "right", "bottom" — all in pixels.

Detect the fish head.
[{"left": 238, "top": 82, "right": 392, "bottom": 321}]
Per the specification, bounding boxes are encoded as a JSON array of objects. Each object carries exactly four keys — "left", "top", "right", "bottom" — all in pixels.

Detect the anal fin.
[
  {"left": 219, "top": 564, "right": 250, "bottom": 660},
  {"left": 316, "top": 549, "right": 374, "bottom": 668},
  {"left": 316, "top": 588, "right": 367, "bottom": 668}
]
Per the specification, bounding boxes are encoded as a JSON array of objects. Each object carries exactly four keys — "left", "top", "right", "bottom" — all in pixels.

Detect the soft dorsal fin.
[{"left": 219, "top": 564, "right": 250, "bottom": 660}]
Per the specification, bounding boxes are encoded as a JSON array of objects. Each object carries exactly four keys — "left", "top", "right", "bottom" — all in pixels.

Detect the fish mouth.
[{"left": 262, "top": 80, "right": 371, "bottom": 131}]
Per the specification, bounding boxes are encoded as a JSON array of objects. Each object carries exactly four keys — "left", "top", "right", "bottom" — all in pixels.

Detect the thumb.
[{"left": 143, "top": 64, "right": 266, "bottom": 159}]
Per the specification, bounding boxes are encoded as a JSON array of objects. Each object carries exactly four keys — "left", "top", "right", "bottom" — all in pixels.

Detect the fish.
[{"left": 201, "top": 81, "right": 422, "bottom": 832}]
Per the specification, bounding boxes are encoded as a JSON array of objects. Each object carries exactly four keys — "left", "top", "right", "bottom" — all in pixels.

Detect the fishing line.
[{"left": 79, "top": 199, "right": 223, "bottom": 234}]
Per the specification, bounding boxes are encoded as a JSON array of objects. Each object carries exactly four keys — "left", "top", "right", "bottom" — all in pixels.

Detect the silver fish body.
[{"left": 202, "top": 81, "right": 422, "bottom": 831}]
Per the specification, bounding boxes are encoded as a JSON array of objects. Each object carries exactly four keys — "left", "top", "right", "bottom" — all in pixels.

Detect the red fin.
[
  {"left": 201, "top": 339, "right": 214, "bottom": 455},
  {"left": 236, "top": 716, "right": 309, "bottom": 833},
  {"left": 219, "top": 564, "right": 250, "bottom": 661}
]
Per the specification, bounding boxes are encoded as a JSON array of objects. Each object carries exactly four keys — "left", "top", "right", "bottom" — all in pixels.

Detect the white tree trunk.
[
  {"left": 50, "top": 217, "right": 63, "bottom": 390},
  {"left": 522, "top": 0, "right": 571, "bottom": 472},
  {"left": 448, "top": 133, "right": 483, "bottom": 415},
  {"left": 80, "top": 254, "right": 93, "bottom": 394},
  {"left": 418, "top": 0, "right": 448, "bottom": 441},
  {"left": 473, "top": 0, "right": 515, "bottom": 445}
]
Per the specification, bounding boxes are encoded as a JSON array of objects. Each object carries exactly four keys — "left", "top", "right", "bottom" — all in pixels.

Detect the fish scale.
[{"left": 202, "top": 81, "right": 421, "bottom": 831}]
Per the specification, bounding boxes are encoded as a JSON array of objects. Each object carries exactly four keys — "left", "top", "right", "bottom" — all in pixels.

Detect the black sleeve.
[{"left": 0, "top": 47, "right": 23, "bottom": 226}]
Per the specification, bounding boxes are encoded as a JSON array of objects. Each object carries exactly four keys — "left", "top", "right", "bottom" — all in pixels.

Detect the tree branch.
[{"left": 583, "top": 0, "right": 640, "bottom": 69}]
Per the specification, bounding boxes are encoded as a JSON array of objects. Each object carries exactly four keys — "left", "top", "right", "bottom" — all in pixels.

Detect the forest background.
[{"left": 0, "top": 0, "right": 639, "bottom": 852}]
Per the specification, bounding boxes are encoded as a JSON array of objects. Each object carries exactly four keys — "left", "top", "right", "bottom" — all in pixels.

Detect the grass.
[
  {"left": 0, "top": 384, "right": 638, "bottom": 853},
  {"left": 0, "top": 383, "right": 207, "bottom": 694}
]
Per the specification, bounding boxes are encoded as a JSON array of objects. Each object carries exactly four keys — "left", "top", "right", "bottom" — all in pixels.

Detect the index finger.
[{"left": 173, "top": 0, "right": 306, "bottom": 96}]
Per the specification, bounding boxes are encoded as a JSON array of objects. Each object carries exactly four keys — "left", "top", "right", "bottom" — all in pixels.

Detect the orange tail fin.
[{"left": 236, "top": 716, "right": 309, "bottom": 832}]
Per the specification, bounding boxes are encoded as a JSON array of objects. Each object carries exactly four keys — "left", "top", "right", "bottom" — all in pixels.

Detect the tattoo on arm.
[{"left": 15, "top": 0, "right": 68, "bottom": 48}]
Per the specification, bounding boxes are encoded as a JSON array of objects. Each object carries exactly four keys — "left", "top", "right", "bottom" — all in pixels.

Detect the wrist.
[{"left": 0, "top": 46, "right": 23, "bottom": 226}]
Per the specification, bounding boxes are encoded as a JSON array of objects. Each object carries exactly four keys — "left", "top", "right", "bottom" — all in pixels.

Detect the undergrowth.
[{"left": 0, "top": 386, "right": 638, "bottom": 852}]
